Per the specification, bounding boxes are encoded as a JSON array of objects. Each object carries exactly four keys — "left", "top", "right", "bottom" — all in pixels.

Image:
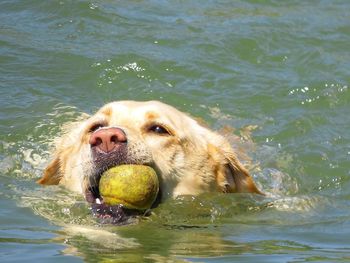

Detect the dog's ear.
[
  {"left": 37, "top": 114, "right": 89, "bottom": 186},
  {"left": 221, "top": 151, "right": 262, "bottom": 194},
  {"left": 209, "top": 144, "right": 262, "bottom": 194},
  {"left": 37, "top": 156, "right": 62, "bottom": 185}
]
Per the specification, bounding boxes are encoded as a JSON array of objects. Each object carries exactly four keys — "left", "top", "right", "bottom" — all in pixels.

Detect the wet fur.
[{"left": 38, "top": 100, "right": 262, "bottom": 200}]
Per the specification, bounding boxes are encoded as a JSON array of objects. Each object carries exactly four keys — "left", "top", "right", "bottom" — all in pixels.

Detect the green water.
[{"left": 1, "top": 0, "right": 350, "bottom": 262}]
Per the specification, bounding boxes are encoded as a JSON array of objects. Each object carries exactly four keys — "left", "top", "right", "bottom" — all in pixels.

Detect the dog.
[{"left": 37, "top": 100, "right": 261, "bottom": 223}]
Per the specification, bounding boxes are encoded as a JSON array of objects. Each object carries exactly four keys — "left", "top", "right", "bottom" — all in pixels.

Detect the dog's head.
[{"left": 38, "top": 101, "right": 261, "bottom": 223}]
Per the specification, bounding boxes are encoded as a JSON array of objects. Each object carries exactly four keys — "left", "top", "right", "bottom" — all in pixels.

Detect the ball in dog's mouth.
[
  {"left": 85, "top": 164, "right": 159, "bottom": 225},
  {"left": 100, "top": 165, "right": 159, "bottom": 209}
]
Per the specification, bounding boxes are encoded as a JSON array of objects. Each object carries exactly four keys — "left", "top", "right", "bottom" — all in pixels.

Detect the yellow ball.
[{"left": 99, "top": 165, "right": 159, "bottom": 210}]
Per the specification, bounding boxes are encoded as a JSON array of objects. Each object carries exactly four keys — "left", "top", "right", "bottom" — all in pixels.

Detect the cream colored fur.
[{"left": 38, "top": 100, "right": 261, "bottom": 199}]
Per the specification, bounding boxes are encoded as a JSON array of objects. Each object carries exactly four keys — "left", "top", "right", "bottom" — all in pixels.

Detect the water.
[{"left": 1, "top": 0, "right": 349, "bottom": 262}]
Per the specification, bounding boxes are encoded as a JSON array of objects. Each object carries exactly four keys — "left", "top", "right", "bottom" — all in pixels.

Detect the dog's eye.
[
  {"left": 148, "top": 124, "right": 171, "bottom": 135},
  {"left": 89, "top": 123, "right": 105, "bottom": 133}
]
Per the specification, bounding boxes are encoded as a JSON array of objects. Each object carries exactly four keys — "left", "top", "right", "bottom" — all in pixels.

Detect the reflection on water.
[{"left": 16, "top": 186, "right": 338, "bottom": 262}]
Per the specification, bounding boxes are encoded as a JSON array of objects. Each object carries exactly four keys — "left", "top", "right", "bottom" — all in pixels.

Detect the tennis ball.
[{"left": 99, "top": 165, "right": 159, "bottom": 210}]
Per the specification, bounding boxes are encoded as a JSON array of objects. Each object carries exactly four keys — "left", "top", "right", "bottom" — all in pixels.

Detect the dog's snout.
[{"left": 89, "top": 127, "right": 127, "bottom": 153}]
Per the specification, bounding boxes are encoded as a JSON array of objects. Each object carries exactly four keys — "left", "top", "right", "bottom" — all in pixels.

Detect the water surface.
[{"left": 1, "top": 0, "right": 350, "bottom": 262}]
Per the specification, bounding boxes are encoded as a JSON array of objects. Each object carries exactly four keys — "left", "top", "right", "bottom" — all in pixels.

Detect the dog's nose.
[{"left": 89, "top": 127, "right": 127, "bottom": 153}]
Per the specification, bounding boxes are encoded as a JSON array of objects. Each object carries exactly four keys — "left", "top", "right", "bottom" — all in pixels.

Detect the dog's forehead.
[{"left": 97, "top": 100, "right": 190, "bottom": 124}]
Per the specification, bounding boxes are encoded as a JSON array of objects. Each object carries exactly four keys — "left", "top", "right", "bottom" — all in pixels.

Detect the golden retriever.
[{"left": 38, "top": 100, "right": 261, "bottom": 223}]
